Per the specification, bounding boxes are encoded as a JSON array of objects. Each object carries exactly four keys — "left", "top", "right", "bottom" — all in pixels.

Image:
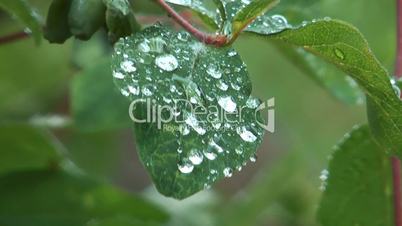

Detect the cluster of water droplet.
[{"left": 112, "top": 24, "right": 265, "bottom": 190}]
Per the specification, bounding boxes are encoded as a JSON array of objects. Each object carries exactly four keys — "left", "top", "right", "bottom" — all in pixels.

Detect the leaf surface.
[
  {"left": 318, "top": 125, "right": 393, "bottom": 226},
  {"left": 112, "top": 24, "right": 266, "bottom": 199}
]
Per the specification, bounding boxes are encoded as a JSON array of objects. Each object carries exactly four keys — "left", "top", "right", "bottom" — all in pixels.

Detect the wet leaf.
[
  {"left": 111, "top": 24, "right": 266, "bottom": 199},
  {"left": 68, "top": 0, "right": 106, "bottom": 40},
  {"left": 252, "top": 19, "right": 402, "bottom": 157},
  {"left": 318, "top": 125, "right": 392, "bottom": 226},
  {"left": 165, "top": 0, "right": 220, "bottom": 29},
  {"left": 44, "top": 0, "right": 72, "bottom": 43},
  {"left": 104, "top": 0, "right": 141, "bottom": 42},
  {"left": 0, "top": 170, "right": 169, "bottom": 226},
  {"left": 0, "top": 124, "right": 62, "bottom": 176},
  {"left": 0, "top": 0, "right": 43, "bottom": 44},
  {"left": 71, "top": 58, "right": 131, "bottom": 132}
]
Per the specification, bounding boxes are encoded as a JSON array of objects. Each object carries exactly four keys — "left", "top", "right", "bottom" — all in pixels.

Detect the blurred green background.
[{"left": 0, "top": 0, "right": 396, "bottom": 225}]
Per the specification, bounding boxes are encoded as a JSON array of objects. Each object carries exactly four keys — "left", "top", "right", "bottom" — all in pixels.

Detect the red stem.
[
  {"left": 393, "top": 0, "right": 402, "bottom": 226},
  {"left": 155, "top": 0, "right": 228, "bottom": 47},
  {"left": 0, "top": 31, "right": 29, "bottom": 45}
]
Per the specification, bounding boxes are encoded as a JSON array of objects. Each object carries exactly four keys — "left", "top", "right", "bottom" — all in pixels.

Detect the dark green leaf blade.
[
  {"left": 165, "top": 0, "right": 220, "bottom": 29},
  {"left": 231, "top": 0, "right": 279, "bottom": 37},
  {"left": 254, "top": 19, "right": 402, "bottom": 157},
  {"left": 68, "top": 0, "right": 106, "bottom": 40},
  {"left": 112, "top": 24, "right": 265, "bottom": 199},
  {"left": 318, "top": 125, "right": 393, "bottom": 226},
  {"left": 104, "top": 0, "right": 141, "bottom": 42},
  {"left": 0, "top": 0, "right": 43, "bottom": 44},
  {"left": 44, "top": 0, "right": 72, "bottom": 43},
  {"left": 0, "top": 124, "right": 62, "bottom": 176},
  {"left": 0, "top": 170, "right": 169, "bottom": 226},
  {"left": 71, "top": 58, "right": 132, "bottom": 132}
]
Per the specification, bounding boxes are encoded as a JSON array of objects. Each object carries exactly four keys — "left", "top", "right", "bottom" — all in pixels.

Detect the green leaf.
[
  {"left": 165, "top": 0, "right": 220, "bottom": 29},
  {"left": 104, "top": 0, "right": 141, "bottom": 42},
  {"left": 231, "top": 0, "right": 279, "bottom": 38},
  {"left": 0, "top": 0, "right": 43, "bottom": 44},
  {"left": 111, "top": 24, "right": 265, "bottom": 199},
  {"left": 0, "top": 124, "right": 62, "bottom": 176},
  {"left": 68, "top": 0, "right": 106, "bottom": 40},
  {"left": 71, "top": 58, "right": 132, "bottom": 132},
  {"left": 44, "top": 0, "right": 73, "bottom": 44},
  {"left": 318, "top": 125, "right": 393, "bottom": 226},
  {"left": 0, "top": 170, "right": 169, "bottom": 226},
  {"left": 271, "top": 42, "right": 364, "bottom": 104},
  {"left": 253, "top": 19, "right": 402, "bottom": 156}
]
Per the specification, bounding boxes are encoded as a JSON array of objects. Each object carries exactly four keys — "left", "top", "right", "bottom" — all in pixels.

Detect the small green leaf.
[
  {"left": 318, "top": 125, "right": 393, "bottom": 226},
  {"left": 253, "top": 19, "right": 402, "bottom": 157},
  {"left": 71, "top": 58, "right": 132, "bottom": 132},
  {"left": 44, "top": 0, "right": 73, "bottom": 44},
  {"left": 231, "top": 0, "right": 279, "bottom": 38},
  {"left": 0, "top": 124, "right": 62, "bottom": 176},
  {"left": 0, "top": 170, "right": 169, "bottom": 226},
  {"left": 212, "top": 0, "right": 226, "bottom": 25},
  {"left": 104, "top": 0, "right": 141, "bottom": 42},
  {"left": 112, "top": 24, "right": 265, "bottom": 199},
  {"left": 0, "top": 0, "right": 43, "bottom": 44},
  {"left": 165, "top": 0, "right": 220, "bottom": 29},
  {"left": 68, "top": 0, "right": 106, "bottom": 40}
]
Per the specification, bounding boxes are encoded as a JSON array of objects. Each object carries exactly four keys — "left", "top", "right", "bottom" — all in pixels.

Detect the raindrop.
[
  {"left": 120, "top": 88, "right": 129, "bottom": 97},
  {"left": 207, "top": 65, "right": 222, "bottom": 79},
  {"left": 237, "top": 126, "right": 257, "bottom": 142},
  {"left": 235, "top": 148, "right": 243, "bottom": 155},
  {"left": 217, "top": 80, "right": 229, "bottom": 91},
  {"left": 128, "top": 85, "right": 139, "bottom": 95},
  {"left": 246, "top": 97, "right": 260, "bottom": 109},
  {"left": 113, "top": 71, "right": 125, "bottom": 79},
  {"left": 218, "top": 96, "right": 237, "bottom": 113},
  {"left": 184, "top": 112, "right": 206, "bottom": 135},
  {"left": 178, "top": 161, "right": 194, "bottom": 174},
  {"left": 228, "top": 50, "right": 237, "bottom": 57},
  {"left": 209, "top": 139, "right": 224, "bottom": 153},
  {"left": 138, "top": 40, "right": 150, "bottom": 52},
  {"left": 334, "top": 48, "right": 345, "bottom": 60},
  {"left": 189, "top": 149, "right": 203, "bottom": 165},
  {"left": 142, "top": 86, "right": 153, "bottom": 96},
  {"left": 155, "top": 54, "right": 179, "bottom": 72},
  {"left": 121, "top": 60, "right": 136, "bottom": 73},
  {"left": 223, "top": 167, "right": 233, "bottom": 177},
  {"left": 203, "top": 149, "right": 217, "bottom": 160},
  {"left": 250, "top": 154, "right": 257, "bottom": 162}
]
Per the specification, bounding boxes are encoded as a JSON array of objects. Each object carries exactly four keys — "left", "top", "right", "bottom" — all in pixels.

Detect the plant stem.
[
  {"left": 393, "top": 0, "right": 402, "bottom": 226},
  {"left": 155, "top": 0, "right": 228, "bottom": 46},
  {"left": 0, "top": 31, "right": 29, "bottom": 45}
]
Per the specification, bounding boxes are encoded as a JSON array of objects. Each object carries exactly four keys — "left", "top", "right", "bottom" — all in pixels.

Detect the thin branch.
[
  {"left": 0, "top": 31, "right": 30, "bottom": 45},
  {"left": 392, "top": 0, "right": 402, "bottom": 226},
  {"left": 155, "top": 0, "right": 228, "bottom": 47}
]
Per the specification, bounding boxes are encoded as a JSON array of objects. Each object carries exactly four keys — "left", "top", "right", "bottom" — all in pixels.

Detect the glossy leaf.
[
  {"left": 318, "top": 125, "right": 392, "bottom": 226},
  {"left": 71, "top": 58, "right": 132, "bottom": 132},
  {"left": 165, "top": 0, "right": 220, "bottom": 29},
  {"left": 0, "top": 124, "right": 62, "bottom": 176},
  {"left": 68, "top": 0, "right": 106, "bottom": 40},
  {"left": 0, "top": 0, "right": 43, "bottom": 44},
  {"left": 231, "top": 0, "right": 279, "bottom": 38},
  {"left": 0, "top": 170, "right": 169, "bottom": 226},
  {"left": 253, "top": 19, "right": 402, "bottom": 157},
  {"left": 104, "top": 0, "right": 141, "bottom": 42},
  {"left": 112, "top": 24, "right": 265, "bottom": 199},
  {"left": 44, "top": 0, "right": 72, "bottom": 43}
]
